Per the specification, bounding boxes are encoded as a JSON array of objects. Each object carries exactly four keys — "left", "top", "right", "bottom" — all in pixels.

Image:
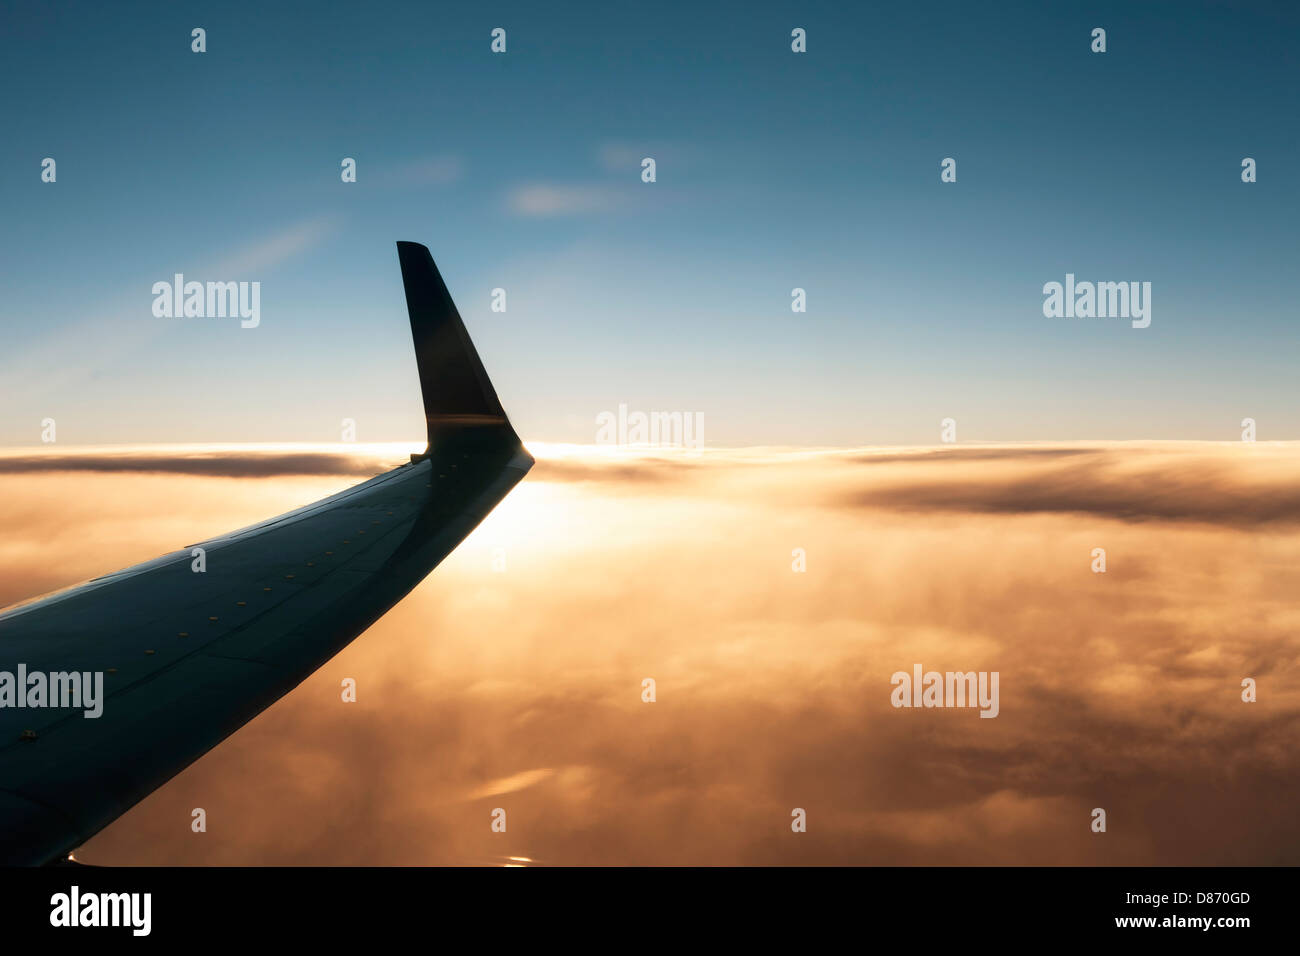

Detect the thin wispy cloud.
[
  {"left": 504, "top": 144, "right": 682, "bottom": 218},
  {"left": 208, "top": 216, "right": 339, "bottom": 275},
  {"left": 504, "top": 183, "right": 628, "bottom": 217},
  {"left": 0, "top": 443, "right": 414, "bottom": 479},
  {"left": 10, "top": 442, "right": 1300, "bottom": 530},
  {"left": 0, "top": 217, "right": 340, "bottom": 404},
  {"left": 596, "top": 142, "right": 683, "bottom": 174},
  {"left": 0, "top": 451, "right": 382, "bottom": 478}
]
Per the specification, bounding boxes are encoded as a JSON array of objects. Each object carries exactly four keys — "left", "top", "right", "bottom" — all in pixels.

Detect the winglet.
[{"left": 395, "top": 242, "right": 520, "bottom": 458}]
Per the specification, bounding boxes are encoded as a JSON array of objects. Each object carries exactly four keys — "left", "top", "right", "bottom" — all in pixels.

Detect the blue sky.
[{"left": 1, "top": 0, "right": 1296, "bottom": 445}]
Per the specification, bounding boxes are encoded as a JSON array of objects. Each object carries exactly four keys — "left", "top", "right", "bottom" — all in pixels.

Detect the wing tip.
[{"left": 395, "top": 241, "right": 523, "bottom": 458}]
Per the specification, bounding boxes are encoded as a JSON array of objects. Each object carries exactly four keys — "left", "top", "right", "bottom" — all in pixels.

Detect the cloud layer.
[{"left": 1, "top": 442, "right": 1296, "bottom": 864}]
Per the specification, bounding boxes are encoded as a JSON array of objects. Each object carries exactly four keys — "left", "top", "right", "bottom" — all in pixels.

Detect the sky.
[
  {"left": 1, "top": 0, "right": 1297, "bottom": 447},
  {"left": 1, "top": 4, "right": 1298, "bottom": 866},
  {"left": 2, "top": 442, "right": 1295, "bottom": 864}
]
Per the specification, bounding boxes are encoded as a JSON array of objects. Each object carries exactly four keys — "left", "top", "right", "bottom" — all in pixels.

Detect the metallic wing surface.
[{"left": 0, "top": 242, "right": 532, "bottom": 864}]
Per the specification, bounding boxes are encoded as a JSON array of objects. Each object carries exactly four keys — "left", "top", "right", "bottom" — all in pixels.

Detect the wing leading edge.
[{"left": 0, "top": 244, "right": 532, "bottom": 865}]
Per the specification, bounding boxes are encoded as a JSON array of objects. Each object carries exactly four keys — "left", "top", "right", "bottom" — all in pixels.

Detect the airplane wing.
[{"left": 0, "top": 242, "right": 532, "bottom": 865}]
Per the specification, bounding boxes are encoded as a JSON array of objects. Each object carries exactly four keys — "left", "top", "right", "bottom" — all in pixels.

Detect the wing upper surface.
[{"left": 0, "top": 244, "right": 531, "bottom": 864}]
